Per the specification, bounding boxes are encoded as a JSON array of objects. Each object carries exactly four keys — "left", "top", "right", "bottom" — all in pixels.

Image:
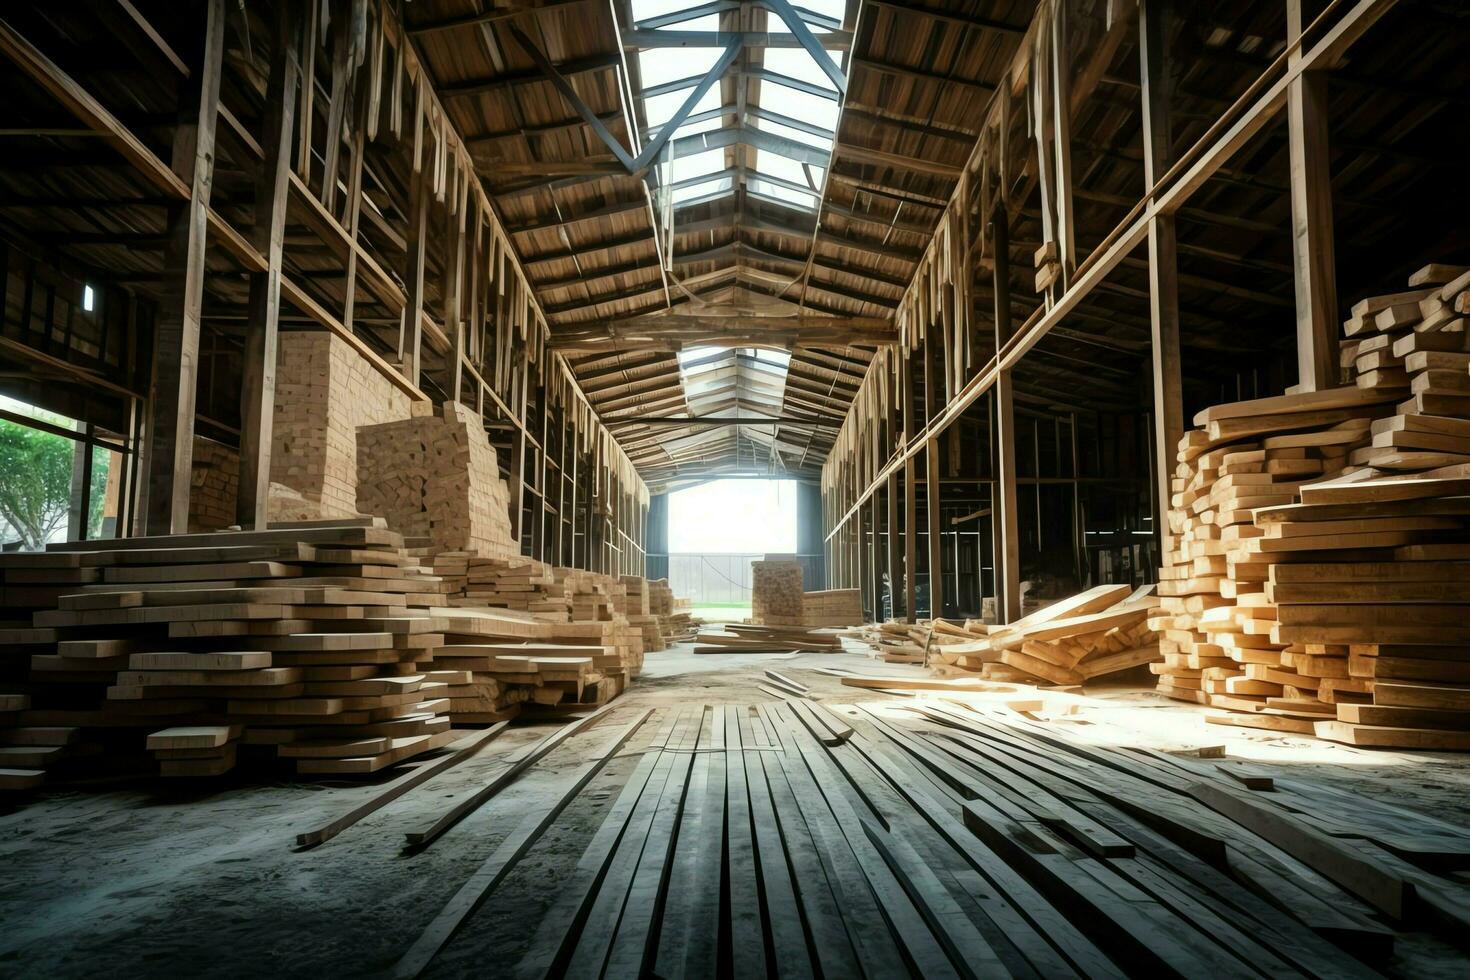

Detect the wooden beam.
[
  {"left": 146, "top": 0, "right": 225, "bottom": 534},
  {"left": 407, "top": 0, "right": 594, "bottom": 35},
  {"left": 990, "top": 209, "right": 1020, "bottom": 623},
  {"left": 834, "top": 143, "right": 963, "bottom": 180},
  {"left": 1140, "top": 0, "right": 1183, "bottom": 559},
  {"left": 1287, "top": 0, "right": 1339, "bottom": 391},
  {"left": 237, "top": 2, "right": 299, "bottom": 530},
  {"left": 825, "top": 0, "right": 1395, "bottom": 543}
]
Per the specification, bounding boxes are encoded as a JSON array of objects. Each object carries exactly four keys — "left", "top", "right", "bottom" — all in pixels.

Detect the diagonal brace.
[
  {"left": 506, "top": 24, "right": 635, "bottom": 170},
  {"left": 760, "top": 0, "right": 846, "bottom": 94},
  {"left": 632, "top": 41, "right": 741, "bottom": 174}
]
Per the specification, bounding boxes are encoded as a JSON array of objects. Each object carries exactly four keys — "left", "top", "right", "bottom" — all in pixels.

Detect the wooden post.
[
  {"left": 146, "top": 0, "right": 225, "bottom": 534},
  {"left": 237, "top": 3, "right": 300, "bottom": 529},
  {"left": 925, "top": 439, "right": 942, "bottom": 619},
  {"left": 901, "top": 350, "right": 917, "bottom": 623},
  {"left": 1140, "top": 0, "right": 1183, "bottom": 557},
  {"left": 444, "top": 197, "right": 466, "bottom": 402},
  {"left": 991, "top": 210, "right": 1022, "bottom": 624},
  {"left": 1287, "top": 0, "right": 1339, "bottom": 391},
  {"left": 400, "top": 109, "right": 429, "bottom": 386},
  {"left": 1050, "top": 0, "right": 1077, "bottom": 287},
  {"left": 67, "top": 426, "right": 93, "bottom": 542},
  {"left": 922, "top": 328, "right": 943, "bottom": 619}
]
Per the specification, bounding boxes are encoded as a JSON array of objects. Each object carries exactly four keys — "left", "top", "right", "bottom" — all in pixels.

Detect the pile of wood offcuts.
[
  {"left": 865, "top": 584, "right": 1161, "bottom": 685},
  {"left": 1157, "top": 262, "right": 1470, "bottom": 749}
]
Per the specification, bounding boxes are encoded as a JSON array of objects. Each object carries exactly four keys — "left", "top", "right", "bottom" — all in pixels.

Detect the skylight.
[{"left": 629, "top": 0, "right": 848, "bottom": 215}]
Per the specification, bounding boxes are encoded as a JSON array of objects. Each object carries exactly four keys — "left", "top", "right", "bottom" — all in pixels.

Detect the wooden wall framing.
[{"left": 0, "top": 0, "right": 648, "bottom": 570}]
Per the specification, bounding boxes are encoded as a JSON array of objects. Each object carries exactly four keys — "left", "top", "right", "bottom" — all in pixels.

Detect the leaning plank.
[{"left": 295, "top": 723, "right": 508, "bottom": 849}]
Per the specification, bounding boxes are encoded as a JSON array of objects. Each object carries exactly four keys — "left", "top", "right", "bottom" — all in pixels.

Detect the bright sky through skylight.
[
  {"left": 629, "top": 0, "right": 846, "bottom": 213},
  {"left": 668, "top": 478, "right": 798, "bottom": 553}
]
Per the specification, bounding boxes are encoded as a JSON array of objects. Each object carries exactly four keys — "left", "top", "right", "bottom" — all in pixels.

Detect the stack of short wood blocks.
[
  {"left": 751, "top": 560, "right": 805, "bottom": 625},
  {"left": 355, "top": 401, "right": 518, "bottom": 557},
  {"left": 800, "top": 589, "right": 863, "bottom": 627},
  {"left": 1156, "top": 263, "right": 1470, "bottom": 748}
]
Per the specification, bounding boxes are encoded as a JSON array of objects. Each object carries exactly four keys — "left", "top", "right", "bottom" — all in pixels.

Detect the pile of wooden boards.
[
  {"left": 431, "top": 553, "right": 571, "bottom": 618},
  {"left": 693, "top": 623, "right": 843, "bottom": 654},
  {"left": 0, "top": 522, "right": 653, "bottom": 786},
  {"left": 799, "top": 588, "right": 864, "bottom": 626},
  {"left": 355, "top": 401, "right": 518, "bottom": 557},
  {"left": 927, "top": 584, "right": 1160, "bottom": 685},
  {"left": 269, "top": 332, "right": 415, "bottom": 522},
  {"left": 753, "top": 561, "right": 862, "bottom": 628},
  {"left": 1157, "top": 263, "right": 1470, "bottom": 748},
  {"left": 398, "top": 699, "right": 1470, "bottom": 976},
  {"left": 0, "top": 522, "right": 461, "bottom": 782}
]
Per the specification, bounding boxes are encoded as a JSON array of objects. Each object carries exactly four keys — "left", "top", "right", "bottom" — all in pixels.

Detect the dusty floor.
[{"left": 2, "top": 642, "right": 1469, "bottom": 977}]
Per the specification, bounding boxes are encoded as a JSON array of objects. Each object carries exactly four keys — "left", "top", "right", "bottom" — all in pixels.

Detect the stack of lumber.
[
  {"left": 751, "top": 559, "right": 805, "bottom": 625},
  {"left": 415, "top": 606, "right": 632, "bottom": 718},
  {"left": 553, "top": 566, "right": 616, "bottom": 621},
  {"left": 0, "top": 522, "right": 461, "bottom": 782},
  {"left": 616, "top": 575, "right": 650, "bottom": 616},
  {"left": 397, "top": 699, "right": 1470, "bottom": 977},
  {"left": 431, "top": 553, "right": 572, "bottom": 620},
  {"left": 1154, "top": 388, "right": 1391, "bottom": 710},
  {"left": 693, "top": 623, "right": 842, "bottom": 654},
  {"left": 147, "top": 725, "right": 242, "bottom": 778},
  {"left": 648, "top": 578, "right": 675, "bottom": 616},
  {"left": 646, "top": 578, "right": 695, "bottom": 643},
  {"left": 544, "top": 619, "right": 645, "bottom": 682},
  {"left": 800, "top": 588, "right": 863, "bottom": 626},
  {"left": 269, "top": 331, "right": 414, "bottom": 521},
  {"left": 627, "top": 615, "right": 665, "bottom": 653},
  {"left": 1158, "top": 264, "right": 1470, "bottom": 747},
  {"left": 929, "top": 584, "right": 1160, "bottom": 685},
  {"left": 354, "top": 401, "right": 518, "bottom": 557}
]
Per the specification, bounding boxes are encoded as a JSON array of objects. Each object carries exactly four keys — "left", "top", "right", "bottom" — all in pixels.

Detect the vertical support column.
[
  {"left": 922, "top": 329, "right": 943, "bottom": 619},
  {"left": 1287, "top": 0, "right": 1339, "bottom": 390},
  {"left": 1050, "top": 0, "right": 1077, "bottom": 288},
  {"left": 444, "top": 200, "right": 466, "bottom": 403},
  {"left": 67, "top": 427, "right": 93, "bottom": 542},
  {"left": 1140, "top": 0, "right": 1183, "bottom": 558},
  {"left": 145, "top": 0, "right": 225, "bottom": 534},
  {"left": 400, "top": 92, "right": 429, "bottom": 387},
  {"left": 532, "top": 383, "right": 548, "bottom": 561},
  {"left": 991, "top": 211, "right": 1022, "bottom": 624},
  {"left": 238, "top": 2, "right": 300, "bottom": 529},
  {"left": 901, "top": 351, "right": 917, "bottom": 623}
]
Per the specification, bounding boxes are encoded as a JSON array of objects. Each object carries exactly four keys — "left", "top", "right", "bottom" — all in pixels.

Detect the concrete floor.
[{"left": 2, "top": 642, "right": 1469, "bottom": 976}]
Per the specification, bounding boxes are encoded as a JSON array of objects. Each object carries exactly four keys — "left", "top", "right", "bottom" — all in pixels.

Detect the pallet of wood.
[
  {"left": 751, "top": 559, "right": 805, "bottom": 625},
  {"left": 1159, "top": 262, "right": 1470, "bottom": 748}
]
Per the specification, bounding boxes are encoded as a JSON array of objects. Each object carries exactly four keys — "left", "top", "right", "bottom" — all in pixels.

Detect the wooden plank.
[
  {"left": 389, "top": 710, "right": 652, "bottom": 978},
  {"left": 401, "top": 698, "right": 625, "bottom": 851},
  {"left": 295, "top": 723, "right": 507, "bottom": 849}
]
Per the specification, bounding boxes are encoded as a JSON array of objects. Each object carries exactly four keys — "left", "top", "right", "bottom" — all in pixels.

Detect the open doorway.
[{"left": 667, "top": 478, "right": 798, "bottom": 621}]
